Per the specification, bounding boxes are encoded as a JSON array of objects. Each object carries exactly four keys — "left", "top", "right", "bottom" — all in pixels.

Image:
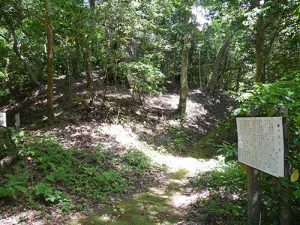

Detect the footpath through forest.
[
  {"left": 77, "top": 123, "right": 224, "bottom": 225},
  {"left": 69, "top": 88, "right": 232, "bottom": 225},
  {"left": 1, "top": 85, "right": 234, "bottom": 225}
]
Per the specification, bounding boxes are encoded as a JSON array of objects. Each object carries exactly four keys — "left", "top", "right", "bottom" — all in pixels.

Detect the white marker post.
[
  {"left": 0, "top": 112, "right": 7, "bottom": 127},
  {"left": 15, "top": 113, "right": 20, "bottom": 129}
]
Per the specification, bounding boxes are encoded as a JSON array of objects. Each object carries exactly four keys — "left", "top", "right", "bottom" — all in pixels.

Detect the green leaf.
[
  {"left": 233, "top": 108, "right": 242, "bottom": 116},
  {"left": 291, "top": 169, "right": 299, "bottom": 182},
  {"left": 293, "top": 189, "right": 300, "bottom": 199}
]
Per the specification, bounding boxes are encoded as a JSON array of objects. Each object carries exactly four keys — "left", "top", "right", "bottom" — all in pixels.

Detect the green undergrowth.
[
  {"left": 190, "top": 163, "right": 247, "bottom": 224},
  {"left": 189, "top": 119, "right": 236, "bottom": 159},
  {"left": 166, "top": 125, "right": 191, "bottom": 151},
  {"left": 0, "top": 134, "right": 156, "bottom": 213},
  {"left": 191, "top": 161, "right": 300, "bottom": 224}
]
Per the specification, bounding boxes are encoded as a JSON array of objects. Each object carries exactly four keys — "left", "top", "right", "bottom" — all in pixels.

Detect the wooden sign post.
[
  {"left": 237, "top": 116, "right": 288, "bottom": 225},
  {"left": 0, "top": 112, "right": 7, "bottom": 127}
]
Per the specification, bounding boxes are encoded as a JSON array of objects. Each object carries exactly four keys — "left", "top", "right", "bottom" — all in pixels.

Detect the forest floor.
[
  {"left": 73, "top": 133, "right": 224, "bottom": 225},
  {"left": 0, "top": 77, "right": 240, "bottom": 224}
]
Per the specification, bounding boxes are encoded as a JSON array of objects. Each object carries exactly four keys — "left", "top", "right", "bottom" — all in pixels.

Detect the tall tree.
[
  {"left": 252, "top": 0, "right": 265, "bottom": 83},
  {"left": 85, "top": 0, "right": 96, "bottom": 93},
  {"left": 207, "top": 35, "right": 231, "bottom": 94},
  {"left": 46, "top": 0, "right": 54, "bottom": 122},
  {"left": 177, "top": 5, "right": 194, "bottom": 115}
]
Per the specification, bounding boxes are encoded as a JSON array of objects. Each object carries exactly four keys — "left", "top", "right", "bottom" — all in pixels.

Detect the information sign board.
[{"left": 237, "top": 117, "right": 284, "bottom": 177}]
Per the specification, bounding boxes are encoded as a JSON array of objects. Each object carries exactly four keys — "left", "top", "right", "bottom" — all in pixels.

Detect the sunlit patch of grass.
[{"left": 169, "top": 169, "right": 189, "bottom": 180}]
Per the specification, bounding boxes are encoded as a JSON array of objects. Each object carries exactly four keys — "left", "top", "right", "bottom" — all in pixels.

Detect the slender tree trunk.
[
  {"left": 85, "top": 46, "right": 92, "bottom": 89},
  {"left": 253, "top": 0, "right": 265, "bottom": 83},
  {"left": 85, "top": 0, "right": 96, "bottom": 93},
  {"left": 198, "top": 50, "right": 203, "bottom": 91},
  {"left": 177, "top": 14, "right": 191, "bottom": 115},
  {"left": 10, "top": 27, "right": 39, "bottom": 85},
  {"left": 46, "top": 0, "right": 54, "bottom": 122},
  {"left": 255, "top": 17, "right": 264, "bottom": 83},
  {"left": 207, "top": 36, "right": 231, "bottom": 94}
]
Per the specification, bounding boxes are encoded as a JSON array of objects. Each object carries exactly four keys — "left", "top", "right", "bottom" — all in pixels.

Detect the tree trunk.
[
  {"left": 46, "top": 0, "right": 54, "bottom": 122},
  {"left": 253, "top": 0, "right": 265, "bottom": 83},
  {"left": 207, "top": 36, "right": 231, "bottom": 94},
  {"left": 85, "top": 46, "right": 92, "bottom": 90},
  {"left": 10, "top": 27, "right": 39, "bottom": 85},
  {"left": 177, "top": 12, "right": 191, "bottom": 115},
  {"left": 85, "top": 0, "right": 96, "bottom": 93}
]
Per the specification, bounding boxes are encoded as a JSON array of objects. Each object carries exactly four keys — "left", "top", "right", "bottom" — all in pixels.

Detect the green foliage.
[
  {"left": 166, "top": 125, "right": 191, "bottom": 151},
  {"left": 217, "top": 141, "right": 238, "bottom": 163},
  {"left": 0, "top": 135, "right": 158, "bottom": 215},
  {"left": 0, "top": 136, "right": 129, "bottom": 210},
  {"left": 34, "top": 182, "right": 63, "bottom": 203},
  {"left": 119, "top": 62, "right": 165, "bottom": 95},
  {"left": 95, "top": 171, "right": 126, "bottom": 193},
  {"left": 190, "top": 120, "right": 236, "bottom": 159},
  {"left": 122, "top": 150, "right": 152, "bottom": 172},
  {"left": 191, "top": 163, "right": 246, "bottom": 224},
  {"left": 233, "top": 70, "right": 300, "bottom": 220},
  {"left": 0, "top": 173, "right": 28, "bottom": 200},
  {"left": 0, "top": 88, "right": 10, "bottom": 104}
]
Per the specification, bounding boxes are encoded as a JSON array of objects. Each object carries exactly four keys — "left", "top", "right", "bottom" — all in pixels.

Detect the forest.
[{"left": 0, "top": 0, "right": 299, "bottom": 224}]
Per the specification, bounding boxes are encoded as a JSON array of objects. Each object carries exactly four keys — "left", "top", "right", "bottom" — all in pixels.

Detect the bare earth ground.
[{"left": 0, "top": 78, "right": 233, "bottom": 224}]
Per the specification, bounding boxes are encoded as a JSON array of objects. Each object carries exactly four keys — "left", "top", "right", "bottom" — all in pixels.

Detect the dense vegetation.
[{"left": 0, "top": 0, "right": 299, "bottom": 224}]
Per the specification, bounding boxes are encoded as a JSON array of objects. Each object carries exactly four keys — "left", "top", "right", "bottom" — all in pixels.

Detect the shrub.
[{"left": 119, "top": 61, "right": 165, "bottom": 97}]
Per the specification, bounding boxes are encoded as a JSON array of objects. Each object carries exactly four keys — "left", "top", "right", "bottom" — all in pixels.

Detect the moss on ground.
[{"left": 79, "top": 170, "right": 188, "bottom": 225}]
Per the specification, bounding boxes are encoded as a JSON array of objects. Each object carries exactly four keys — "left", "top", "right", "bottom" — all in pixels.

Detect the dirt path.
[{"left": 76, "top": 124, "right": 224, "bottom": 225}]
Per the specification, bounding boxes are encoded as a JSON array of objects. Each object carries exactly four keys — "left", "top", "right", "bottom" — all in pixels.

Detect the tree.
[
  {"left": 177, "top": 0, "right": 197, "bottom": 115},
  {"left": 46, "top": 0, "right": 54, "bottom": 122},
  {"left": 85, "top": 0, "right": 96, "bottom": 93},
  {"left": 207, "top": 35, "right": 231, "bottom": 94},
  {"left": 177, "top": 12, "right": 192, "bottom": 115}
]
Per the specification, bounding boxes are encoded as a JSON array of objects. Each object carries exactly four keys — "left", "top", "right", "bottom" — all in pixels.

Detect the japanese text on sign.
[{"left": 237, "top": 117, "right": 284, "bottom": 177}]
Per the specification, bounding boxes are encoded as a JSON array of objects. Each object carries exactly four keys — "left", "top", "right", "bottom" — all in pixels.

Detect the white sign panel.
[
  {"left": 0, "top": 112, "right": 6, "bottom": 127},
  {"left": 237, "top": 117, "right": 284, "bottom": 177}
]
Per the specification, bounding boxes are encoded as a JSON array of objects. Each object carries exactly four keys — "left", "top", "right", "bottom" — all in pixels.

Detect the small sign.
[
  {"left": 237, "top": 117, "right": 284, "bottom": 177},
  {"left": 0, "top": 112, "right": 6, "bottom": 127}
]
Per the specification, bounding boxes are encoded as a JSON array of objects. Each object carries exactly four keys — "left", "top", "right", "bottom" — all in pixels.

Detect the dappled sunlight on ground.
[
  {"left": 72, "top": 123, "right": 224, "bottom": 225},
  {"left": 1, "top": 87, "right": 232, "bottom": 224},
  {"left": 100, "top": 124, "right": 224, "bottom": 176}
]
